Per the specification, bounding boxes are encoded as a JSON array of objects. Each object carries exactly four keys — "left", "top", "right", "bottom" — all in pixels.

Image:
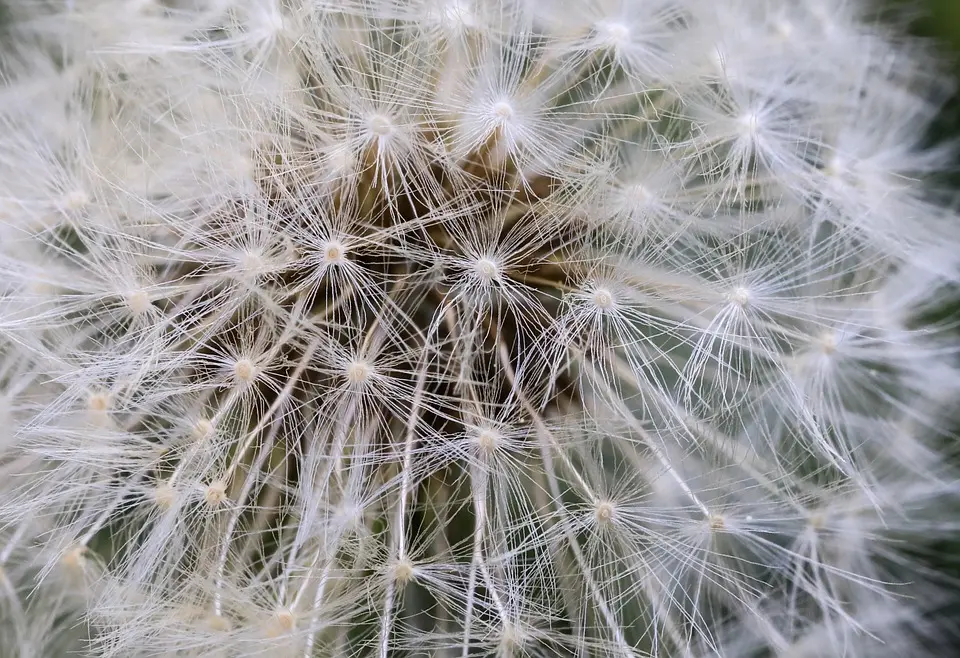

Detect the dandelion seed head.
[
  {"left": 499, "top": 623, "right": 528, "bottom": 653},
  {"left": 192, "top": 418, "right": 214, "bottom": 441},
  {"left": 390, "top": 559, "right": 416, "bottom": 585},
  {"left": 625, "top": 181, "right": 651, "bottom": 206},
  {"left": 595, "top": 20, "right": 630, "bottom": 49},
  {"left": 1, "top": 1, "right": 958, "bottom": 656},
  {"left": 471, "top": 255, "right": 501, "bottom": 284},
  {"left": 815, "top": 329, "right": 840, "bottom": 355},
  {"left": 345, "top": 358, "right": 374, "bottom": 386},
  {"left": 335, "top": 500, "right": 365, "bottom": 528},
  {"left": 232, "top": 358, "right": 257, "bottom": 384},
  {"left": 86, "top": 391, "right": 111, "bottom": 414},
  {"left": 205, "top": 614, "right": 232, "bottom": 633},
  {"left": 322, "top": 239, "right": 347, "bottom": 265},
  {"left": 203, "top": 480, "right": 228, "bottom": 508},
  {"left": 738, "top": 110, "right": 762, "bottom": 137},
  {"left": 61, "top": 189, "right": 90, "bottom": 212},
  {"left": 265, "top": 609, "right": 295, "bottom": 637},
  {"left": 237, "top": 250, "right": 265, "bottom": 275},
  {"left": 594, "top": 499, "right": 616, "bottom": 526},
  {"left": 492, "top": 100, "right": 516, "bottom": 123},
  {"left": 473, "top": 426, "right": 501, "bottom": 455},
  {"left": 368, "top": 114, "right": 395, "bottom": 138},
  {"left": 591, "top": 287, "right": 617, "bottom": 312},
  {"left": 434, "top": 0, "right": 477, "bottom": 31},
  {"left": 126, "top": 289, "right": 151, "bottom": 315},
  {"left": 61, "top": 546, "right": 88, "bottom": 574},
  {"left": 727, "top": 285, "right": 751, "bottom": 308},
  {"left": 153, "top": 483, "right": 176, "bottom": 510},
  {"left": 263, "top": 7, "right": 284, "bottom": 34},
  {"left": 322, "top": 143, "right": 355, "bottom": 175},
  {"left": 708, "top": 512, "right": 726, "bottom": 531},
  {"left": 808, "top": 510, "right": 827, "bottom": 532}
]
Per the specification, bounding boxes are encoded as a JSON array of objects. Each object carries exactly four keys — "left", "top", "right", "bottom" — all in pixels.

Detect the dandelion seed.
[
  {"left": 86, "top": 391, "right": 111, "bottom": 414},
  {"left": 204, "top": 480, "right": 229, "bottom": 508},
  {"left": 595, "top": 21, "right": 630, "bottom": 48},
  {"left": 390, "top": 559, "right": 416, "bottom": 586},
  {"left": 125, "top": 290, "right": 151, "bottom": 315},
  {"left": 726, "top": 286, "right": 751, "bottom": 308},
  {"left": 473, "top": 426, "right": 500, "bottom": 455},
  {"left": 368, "top": 114, "right": 395, "bottom": 138},
  {"left": 192, "top": 418, "right": 215, "bottom": 441},
  {"left": 237, "top": 250, "right": 265, "bottom": 276},
  {"left": 808, "top": 511, "right": 826, "bottom": 532},
  {"left": 492, "top": 100, "right": 515, "bottom": 122},
  {"left": 153, "top": 483, "right": 176, "bottom": 510},
  {"left": 265, "top": 609, "right": 295, "bottom": 637},
  {"left": 345, "top": 359, "right": 374, "bottom": 386},
  {"left": 61, "top": 546, "right": 88, "bottom": 574},
  {"left": 708, "top": 512, "right": 726, "bottom": 531},
  {"left": 594, "top": 500, "right": 616, "bottom": 526},
  {"left": 61, "top": 189, "right": 90, "bottom": 212},
  {"left": 471, "top": 256, "right": 501, "bottom": 285},
  {"left": 322, "top": 240, "right": 347, "bottom": 265},
  {"left": 232, "top": 359, "right": 257, "bottom": 385},
  {"left": 205, "top": 614, "right": 232, "bottom": 633},
  {"left": 591, "top": 287, "right": 616, "bottom": 312},
  {"left": 815, "top": 329, "right": 840, "bottom": 356},
  {"left": 737, "top": 111, "right": 761, "bottom": 137}
]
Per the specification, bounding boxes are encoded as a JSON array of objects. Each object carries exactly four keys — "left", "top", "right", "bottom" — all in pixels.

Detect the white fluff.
[{"left": 0, "top": 1, "right": 959, "bottom": 656}]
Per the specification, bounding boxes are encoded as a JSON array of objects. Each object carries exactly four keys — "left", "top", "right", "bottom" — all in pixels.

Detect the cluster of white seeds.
[{"left": 1, "top": 1, "right": 959, "bottom": 657}]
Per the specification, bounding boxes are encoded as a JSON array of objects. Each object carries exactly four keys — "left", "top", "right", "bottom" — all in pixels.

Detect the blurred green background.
[
  {"left": 908, "top": 0, "right": 960, "bottom": 631},
  {"left": 911, "top": 0, "right": 960, "bottom": 120},
  {"left": 916, "top": 0, "right": 960, "bottom": 50},
  {"left": 908, "top": 0, "right": 960, "bottom": 184}
]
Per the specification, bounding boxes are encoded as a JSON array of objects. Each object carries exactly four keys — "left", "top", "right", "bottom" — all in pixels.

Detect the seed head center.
[
  {"left": 739, "top": 111, "right": 761, "bottom": 136},
  {"left": 627, "top": 182, "right": 650, "bottom": 205},
  {"left": 323, "top": 240, "right": 346, "bottom": 264},
  {"left": 238, "top": 250, "right": 265, "bottom": 274},
  {"left": 475, "top": 427, "right": 500, "bottom": 454},
  {"left": 493, "top": 101, "right": 515, "bottom": 121},
  {"left": 597, "top": 21, "right": 630, "bottom": 46},
  {"left": 193, "top": 418, "right": 214, "bottom": 440},
  {"left": 727, "top": 286, "right": 751, "bottom": 308},
  {"left": 391, "top": 559, "right": 416, "bottom": 585},
  {"left": 204, "top": 480, "right": 229, "bottom": 507},
  {"left": 346, "top": 359, "right": 373, "bottom": 385},
  {"left": 87, "top": 391, "right": 111, "bottom": 413},
  {"left": 126, "top": 290, "right": 151, "bottom": 315},
  {"left": 233, "top": 358, "right": 257, "bottom": 383},
  {"left": 595, "top": 500, "right": 616, "bottom": 525},
  {"left": 473, "top": 257, "right": 500, "bottom": 283},
  {"left": 153, "top": 483, "right": 176, "bottom": 510},
  {"left": 817, "top": 330, "right": 839, "bottom": 355},
  {"left": 592, "top": 287, "right": 616, "bottom": 311},
  {"left": 368, "top": 114, "right": 394, "bottom": 137},
  {"left": 62, "top": 189, "right": 90, "bottom": 211}
]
